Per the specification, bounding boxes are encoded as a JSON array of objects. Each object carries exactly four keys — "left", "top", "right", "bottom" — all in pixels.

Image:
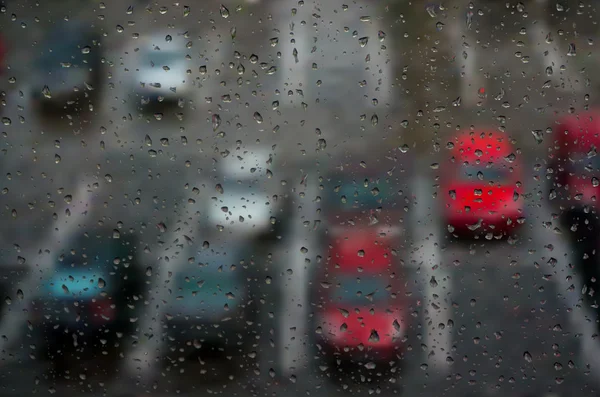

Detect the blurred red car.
[
  {"left": 312, "top": 230, "right": 409, "bottom": 363},
  {"left": 548, "top": 109, "right": 600, "bottom": 209},
  {"left": 441, "top": 130, "right": 524, "bottom": 236}
]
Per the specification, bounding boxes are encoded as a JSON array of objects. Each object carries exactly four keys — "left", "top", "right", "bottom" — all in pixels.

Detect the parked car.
[
  {"left": 163, "top": 246, "right": 258, "bottom": 365},
  {"left": 29, "top": 22, "right": 102, "bottom": 112},
  {"left": 441, "top": 130, "right": 524, "bottom": 238},
  {"left": 208, "top": 146, "right": 287, "bottom": 241},
  {"left": 119, "top": 31, "right": 201, "bottom": 109},
  {"left": 309, "top": 162, "right": 413, "bottom": 375},
  {"left": 548, "top": 109, "right": 600, "bottom": 213},
  {"left": 30, "top": 230, "right": 143, "bottom": 371},
  {"left": 311, "top": 231, "right": 410, "bottom": 368},
  {"left": 548, "top": 109, "right": 600, "bottom": 329}
]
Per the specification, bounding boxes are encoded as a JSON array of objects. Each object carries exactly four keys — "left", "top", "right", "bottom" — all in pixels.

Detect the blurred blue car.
[{"left": 31, "top": 230, "right": 143, "bottom": 368}]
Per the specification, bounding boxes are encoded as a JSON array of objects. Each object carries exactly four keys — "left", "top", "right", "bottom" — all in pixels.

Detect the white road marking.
[
  {"left": 276, "top": 177, "right": 319, "bottom": 377},
  {"left": 410, "top": 173, "right": 452, "bottom": 378}
]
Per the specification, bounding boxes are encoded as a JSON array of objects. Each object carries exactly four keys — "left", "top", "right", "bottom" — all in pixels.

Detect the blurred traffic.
[{"left": 0, "top": 1, "right": 599, "bottom": 397}]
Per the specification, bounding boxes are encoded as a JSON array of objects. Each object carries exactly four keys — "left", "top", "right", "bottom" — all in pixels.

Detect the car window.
[
  {"left": 459, "top": 164, "right": 511, "bottom": 182},
  {"left": 330, "top": 275, "right": 390, "bottom": 306}
]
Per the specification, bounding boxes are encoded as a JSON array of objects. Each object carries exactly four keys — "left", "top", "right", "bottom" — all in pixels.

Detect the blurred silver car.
[{"left": 120, "top": 31, "right": 197, "bottom": 107}]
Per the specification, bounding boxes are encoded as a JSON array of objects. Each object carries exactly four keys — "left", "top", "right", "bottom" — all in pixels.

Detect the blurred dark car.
[
  {"left": 28, "top": 21, "right": 102, "bottom": 112},
  {"left": 441, "top": 130, "right": 524, "bottom": 238},
  {"left": 31, "top": 230, "right": 142, "bottom": 370},
  {"left": 548, "top": 109, "right": 600, "bottom": 325},
  {"left": 163, "top": 247, "right": 258, "bottom": 365}
]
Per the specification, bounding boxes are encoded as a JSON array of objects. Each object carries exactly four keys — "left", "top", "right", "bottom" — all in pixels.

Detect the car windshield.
[
  {"left": 458, "top": 164, "right": 511, "bottom": 182},
  {"left": 330, "top": 275, "right": 390, "bottom": 306},
  {"left": 142, "top": 51, "right": 185, "bottom": 67},
  {"left": 568, "top": 154, "right": 600, "bottom": 175},
  {"left": 326, "top": 179, "right": 394, "bottom": 211}
]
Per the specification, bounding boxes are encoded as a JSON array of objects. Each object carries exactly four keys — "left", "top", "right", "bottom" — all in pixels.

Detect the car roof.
[{"left": 449, "top": 130, "right": 514, "bottom": 164}]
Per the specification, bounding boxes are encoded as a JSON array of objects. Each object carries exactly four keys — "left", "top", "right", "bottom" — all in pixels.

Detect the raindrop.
[
  {"left": 368, "top": 330, "right": 380, "bottom": 343},
  {"left": 254, "top": 112, "right": 263, "bottom": 123},
  {"left": 212, "top": 114, "right": 221, "bottom": 131},
  {"left": 220, "top": 4, "right": 230, "bottom": 18},
  {"left": 41, "top": 86, "right": 52, "bottom": 98},
  {"left": 524, "top": 351, "right": 533, "bottom": 363}
]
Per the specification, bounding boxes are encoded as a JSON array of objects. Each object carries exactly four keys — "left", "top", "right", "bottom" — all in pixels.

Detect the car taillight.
[{"left": 89, "top": 300, "right": 116, "bottom": 324}]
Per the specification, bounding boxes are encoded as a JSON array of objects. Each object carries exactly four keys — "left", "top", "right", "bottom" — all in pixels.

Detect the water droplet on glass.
[
  {"left": 41, "top": 86, "right": 51, "bottom": 98},
  {"left": 254, "top": 112, "right": 263, "bottom": 123},
  {"left": 98, "top": 278, "right": 106, "bottom": 288},
  {"left": 212, "top": 114, "right": 221, "bottom": 131},
  {"left": 567, "top": 43, "right": 576, "bottom": 56},
  {"left": 524, "top": 351, "right": 533, "bottom": 362},
  {"left": 219, "top": 4, "right": 230, "bottom": 18},
  {"left": 358, "top": 37, "right": 369, "bottom": 47},
  {"left": 368, "top": 330, "right": 380, "bottom": 343}
]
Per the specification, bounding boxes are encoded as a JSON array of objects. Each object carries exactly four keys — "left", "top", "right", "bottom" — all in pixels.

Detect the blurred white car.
[
  {"left": 120, "top": 31, "right": 197, "bottom": 107},
  {"left": 208, "top": 146, "right": 285, "bottom": 238}
]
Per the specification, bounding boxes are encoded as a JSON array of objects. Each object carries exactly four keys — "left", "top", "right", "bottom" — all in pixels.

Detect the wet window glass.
[{"left": 3, "top": 1, "right": 600, "bottom": 397}]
